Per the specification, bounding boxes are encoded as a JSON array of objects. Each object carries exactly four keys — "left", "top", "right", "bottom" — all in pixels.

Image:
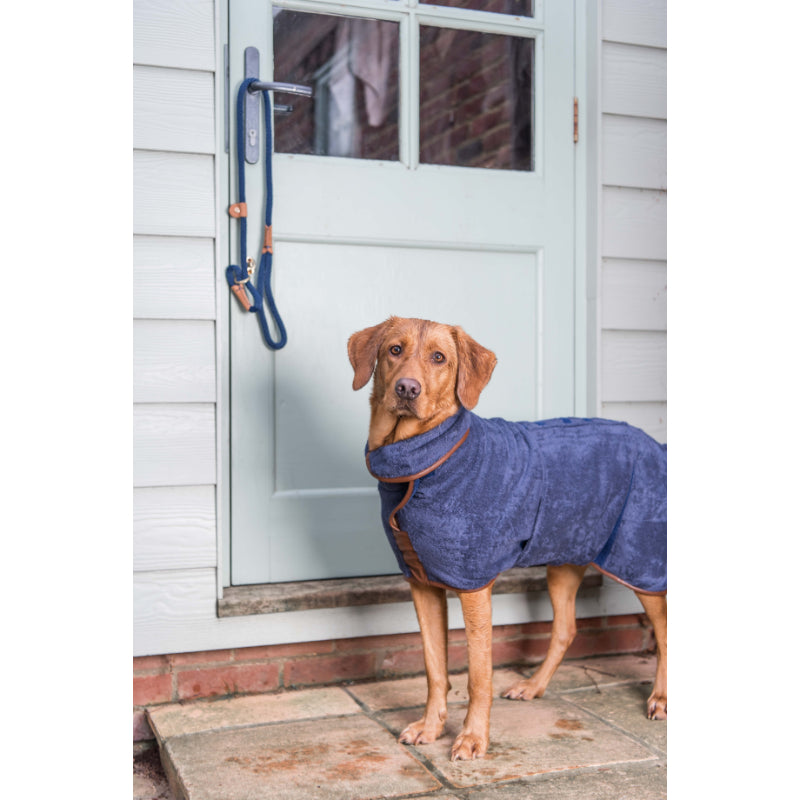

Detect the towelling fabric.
[{"left": 365, "top": 408, "right": 667, "bottom": 595}]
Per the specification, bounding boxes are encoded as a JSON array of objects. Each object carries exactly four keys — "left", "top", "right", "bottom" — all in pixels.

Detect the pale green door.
[{"left": 228, "top": 0, "right": 577, "bottom": 585}]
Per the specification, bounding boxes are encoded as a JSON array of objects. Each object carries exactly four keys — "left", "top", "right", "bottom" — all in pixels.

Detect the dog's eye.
[
  {"left": 432, "top": 352, "right": 446, "bottom": 363},
  {"left": 389, "top": 345, "right": 402, "bottom": 356}
]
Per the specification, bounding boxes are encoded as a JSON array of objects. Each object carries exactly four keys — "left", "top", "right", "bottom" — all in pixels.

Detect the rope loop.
[{"left": 226, "top": 77, "right": 287, "bottom": 350}]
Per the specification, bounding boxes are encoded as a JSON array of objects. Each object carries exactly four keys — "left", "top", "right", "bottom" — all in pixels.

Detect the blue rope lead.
[{"left": 226, "top": 77, "right": 287, "bottom": 350}]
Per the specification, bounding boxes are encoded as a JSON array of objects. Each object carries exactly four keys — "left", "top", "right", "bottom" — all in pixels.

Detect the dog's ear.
[
  {"left": 348, "top": 320, "right": 392, "bottom": 390},
  {"left": 453, "top": 326, "right": 497, "bottom": 410}
]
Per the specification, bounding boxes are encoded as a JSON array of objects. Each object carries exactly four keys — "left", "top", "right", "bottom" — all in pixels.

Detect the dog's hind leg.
[
  {"left": 636, "top": 591, "right": 667, "bottom": 720},
  {"left": 399, "top": 581, "right": 450, "bottom": 746},
  {"left": 502, "top": 563, "right": 587, "bottom": 701}
]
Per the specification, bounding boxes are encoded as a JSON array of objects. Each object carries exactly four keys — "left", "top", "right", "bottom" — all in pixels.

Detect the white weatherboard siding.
[
  {"left": 133, "top": 0, "right": 223, "bottom": 656},
  {"left": 599, "top": 0, "right": 667, "bottom": 442},
  {"left": 132, "top": 0, "right": 667, "bottom": 657}
]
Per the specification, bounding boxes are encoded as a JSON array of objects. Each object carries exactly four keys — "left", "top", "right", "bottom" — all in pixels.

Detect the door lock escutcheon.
[{"left": 243, "top": 46, "right": 313, "bottom": 164}]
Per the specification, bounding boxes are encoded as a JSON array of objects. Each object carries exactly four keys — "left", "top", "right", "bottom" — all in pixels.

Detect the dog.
[{"left": 348, "top": 316, "right": 667, "bottom": 761}]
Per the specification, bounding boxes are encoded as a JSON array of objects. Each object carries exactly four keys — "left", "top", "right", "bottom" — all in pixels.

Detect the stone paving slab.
[
  {"left": 464, "top": 760, "right": 667, "bottom": 800},
  {"left": 347, "top": 668, "right": 525, "bottom": 711},
  {"left": 144, "top": 655, "right": 666, "bottom": 800},
  {"left": 163, "top": 715, "right": 441, "bottom": 800},
  {"left": 380, "top": 696, "right": 656, "bottom": 789},
  {"left": 535, "top": 653, "right": 658, "bottom": 694},
  {"left": 148, "top": 686, "right": 360, "bottom": 739},
  {"left": 565, "top": 682, "right": 667, "bottom": 756}
]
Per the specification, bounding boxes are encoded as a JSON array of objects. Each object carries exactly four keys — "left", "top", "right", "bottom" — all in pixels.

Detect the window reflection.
[
  {"left": 421, "top": 0, "right": 532, "bottom": 16},
  {"left": 273, "top": 10, "right": 400, "bottom": 161},
  {"left": 419, "top": 26, "right": 533, "bottom": 171}
]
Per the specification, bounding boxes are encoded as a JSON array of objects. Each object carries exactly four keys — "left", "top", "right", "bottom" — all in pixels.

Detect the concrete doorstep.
[{"left": 141, "top": 654, "right": 666, "bottom": 800}]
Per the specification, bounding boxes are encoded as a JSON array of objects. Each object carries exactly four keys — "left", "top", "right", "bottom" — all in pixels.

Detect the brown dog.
[{"left": 348, "top": 316, "right": 667, "bottom": 761}]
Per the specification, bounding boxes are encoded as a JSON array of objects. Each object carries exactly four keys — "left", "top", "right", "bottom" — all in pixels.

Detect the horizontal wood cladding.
[
  {"left": 602, "top": 115, "right": 666, "bottom": 190},
  {"left": 133, "top": 235, "right": 216, "bottom": 320},
  {"left": 602, "top": 186, "right": 666, "bottom": 261},
  {"left": 133, "top": 403, "right": 216, "bottom": 488},
  {"left": 601, "top": 259, "right": 666, "bottom": 331},
  {"left": 602, "top": 402, "right": 666, "bottom": 444},
  {"left": 134, "top": 486, "right": 217, "bottom": 571},
  {"left": 133, "top": 0, "right": 216, "bottom": 71},
  {"left": 602, "top": 0, "right": 666, "bottom": 48},
  {"left": 134, "top": 319, "right": 216, "bottom": 403},
  {"left": 132, "top": 0, "right": 221, "bottom": 659},
  {"left": 602, "top": 42, "right": 666, "bottom": 119},
  {"left": 134, "top": 65, "right": 215, "bottom": 154},
  {"left": 601, "top": 330, "right": 666, "bottom": 403},
  {"left": 133, "top": 151, "right": 216, "bottom": 237},
  {"left": 135, "top": 569, "right": 220, "bottom": 652},
  {"left": 598, "top": 2, "right": 667, "bottom": 429}
]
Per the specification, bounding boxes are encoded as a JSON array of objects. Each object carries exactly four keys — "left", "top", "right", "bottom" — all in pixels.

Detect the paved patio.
[{"left": 139, "top": 653, "right": 666, "bottom": 800}]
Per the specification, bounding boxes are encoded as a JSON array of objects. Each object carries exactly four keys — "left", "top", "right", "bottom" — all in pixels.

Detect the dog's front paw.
[
  {"left": 399, "top": 717, "right": 445, "bottom": 746},
  {"left": 501, "top": 676, "right": 546, "bottom": 702},
  {"left": 647, "top": 692, "right": 667, "bottom": 720},
  {"left": 451, "top": 729, "right": 488, "bottom": 761}
]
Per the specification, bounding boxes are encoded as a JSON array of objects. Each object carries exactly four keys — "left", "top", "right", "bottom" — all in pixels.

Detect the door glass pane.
[
  {"left": 273, "top": 9, "right": 400, "bottom": 161},
  {"left": 421, "top": 0, "right": 532, "bottom": 16},
  {"left": 419, "top": 26, "right": 534, "bottom": 170}
]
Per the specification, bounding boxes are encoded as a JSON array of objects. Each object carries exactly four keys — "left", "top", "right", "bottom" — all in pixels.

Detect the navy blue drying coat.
[{"left": 366, "top": 408, "right": 666, "bottom": 594}]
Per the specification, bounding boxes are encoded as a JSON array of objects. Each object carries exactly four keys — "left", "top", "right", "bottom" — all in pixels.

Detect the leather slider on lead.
[
  {"left": 263, "top": 225, "right": 273, "bottom": 254},
  {"left": 230, "top": 283, "right": 252, "bottom": 310}
]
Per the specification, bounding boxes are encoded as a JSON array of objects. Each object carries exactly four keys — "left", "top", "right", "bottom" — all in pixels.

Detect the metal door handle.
[
  {"left": 243, "top": 47, "right": 313, "bottom": 164},
  {"left": 247, "top": 80, "right": 313, "bottom": 97}
]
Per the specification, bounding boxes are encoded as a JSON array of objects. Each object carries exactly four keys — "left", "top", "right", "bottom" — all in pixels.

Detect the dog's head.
[{"left": 348, "top": 317, "right": 497, "bottom": 441}]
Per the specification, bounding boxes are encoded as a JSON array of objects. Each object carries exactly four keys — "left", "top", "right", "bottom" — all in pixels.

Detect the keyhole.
[{"left": 248, "top": 129, "right": 257, "bottom": 147}]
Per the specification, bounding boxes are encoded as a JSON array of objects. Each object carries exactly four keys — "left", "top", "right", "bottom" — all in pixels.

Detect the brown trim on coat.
[
  {"left": 589, "top": 561, "right": 667, "bottom": 597},
  {"left": 365, "top": 429, "right": 470, "bottom": 484},
  {"left": 366, "top": 429, "right": 470, "bottom": 590}
]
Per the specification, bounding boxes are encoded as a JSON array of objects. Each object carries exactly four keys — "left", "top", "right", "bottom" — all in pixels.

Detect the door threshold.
[{"left": 218, "top": 566, "right": 602, "bottom": 618}]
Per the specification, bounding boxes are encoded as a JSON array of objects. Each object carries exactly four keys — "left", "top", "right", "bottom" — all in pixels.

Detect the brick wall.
[{"left": 133, "top": 613, "right": 654, "bottom": 741}]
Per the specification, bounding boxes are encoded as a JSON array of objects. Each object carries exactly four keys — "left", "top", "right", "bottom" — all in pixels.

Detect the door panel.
[{"left": 228, "top": 0, "right": 575, "bottom": 585}]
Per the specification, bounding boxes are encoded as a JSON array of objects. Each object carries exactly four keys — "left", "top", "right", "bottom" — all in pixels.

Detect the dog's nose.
[{"left": 395, "top": 378, "right": 421, "bottom": 400}]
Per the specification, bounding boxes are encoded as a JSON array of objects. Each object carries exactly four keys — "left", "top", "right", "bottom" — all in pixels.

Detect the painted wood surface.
[
  {"left": 602, "top": 401, "right": 666, "bottom": 444},
  {"left": 602, "top": 42, "right": 667, "bottom": 119},
  {"left": 229, "top": 0, "right": 578, "bottom": 585},
  {"left": 598, "top": 3, "right": 666, "bottom": 437},
  {"left": 133, "top": 65, "right": 215, "bottom": 154},
  {"left": 134, "top": 486, "right": 217, "bottom": 571},
  {"left": 133, "top": 0, "right": 221, "bottom": 658},
  {"left": 133, "top": 0, "right": 216, "bottom": 71},
  {"left": 601, "top": 330, "right": 667, "bottom": 403},
  {"left": 133, "top": 151, "right": 216, "bottom": 237},
  {"left": 602, "top": 186, "right": 666, "bottom": 262},
  {"left": 133, "top": 235, "right": 216, "bottom": 320},
  {"left": 601, "top": 259, "right": 667, "bottom": 330},
  {"left": 133, "top": 404, "right": 216, "bottom": 488},
  {"left": 133, "top": 319, "right": 216, "bottom": 403},
  {"left": 602, "top": 115, "right": 666, "bottom": 190},
  {"left": 602, "top": 0, "right": 666, "bottom": 48}
]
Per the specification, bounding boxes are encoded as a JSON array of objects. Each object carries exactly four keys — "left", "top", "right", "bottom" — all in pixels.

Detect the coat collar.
[{"left": 365, "top": 406, "right": 472, "bottom": 482}]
